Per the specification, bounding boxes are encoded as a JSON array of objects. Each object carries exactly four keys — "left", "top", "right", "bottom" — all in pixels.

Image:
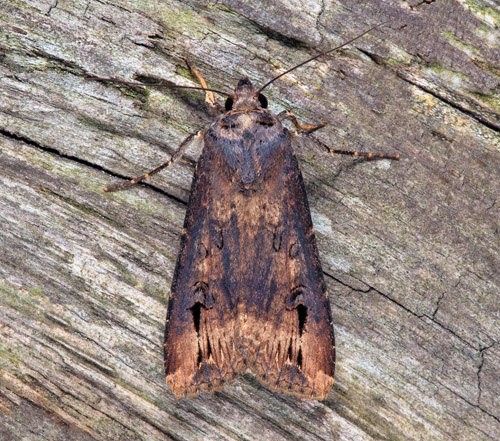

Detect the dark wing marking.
[
  {"left": 242, "top": 139, "right": 335, "bottom": 399},
  {"left": 164, "top": 146, "right": 242, "bottom": 398}
]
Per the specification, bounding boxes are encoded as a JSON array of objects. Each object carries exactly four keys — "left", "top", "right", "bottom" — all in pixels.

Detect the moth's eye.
[
  {"left": 225, "top": 97, "right": 234, "bottom": 111},
  {"left": 258, "top": 93, "right": 268, "bottom": 109}
]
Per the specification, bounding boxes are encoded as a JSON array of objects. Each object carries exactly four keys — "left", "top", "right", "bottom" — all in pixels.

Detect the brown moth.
[
  {"left": 163, "top": 76, "right": 336, "bottom": 399},
  {"left": 101, "top": 22, "right": 398, "bottom": 399}
]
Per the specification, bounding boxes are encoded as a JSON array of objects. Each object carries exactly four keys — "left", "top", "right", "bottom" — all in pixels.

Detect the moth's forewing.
[
  {"left": 241, "top": 144, "right": 335, "bottom": 399},
  {"left": 163, "top": 147, "right": 243, "bottom": 397}
]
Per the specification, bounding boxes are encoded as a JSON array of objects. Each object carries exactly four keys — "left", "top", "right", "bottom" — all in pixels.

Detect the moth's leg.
[
  {"left": 277, "top": 110, "right": 327, "bottom": 132},
  {"left": 103, "top": 131, "right": 204, "bottom": 192},
  {"left": 184, "top": 58, "right": 222, "bottom": 112},
  {"left": 314, "top": 138, "right": 400, "bottom": 160}
]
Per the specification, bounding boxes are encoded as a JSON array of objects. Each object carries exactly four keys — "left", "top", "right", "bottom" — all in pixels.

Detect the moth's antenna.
[
  {"left": 257, "top": 20, "right": 392, "bottom": 94},
  {"left": 88, "top": 76, "right": 231, "bottom": 96}
]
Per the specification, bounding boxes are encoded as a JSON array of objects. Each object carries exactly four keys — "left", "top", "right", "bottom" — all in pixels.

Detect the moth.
[{"left": 100, "top": 22, "right": 398, "bottom": 399}]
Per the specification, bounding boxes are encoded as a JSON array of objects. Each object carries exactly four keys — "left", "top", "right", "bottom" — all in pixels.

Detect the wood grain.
[{"left": 1, "top": 0, "right": 499, "bottom": 440}]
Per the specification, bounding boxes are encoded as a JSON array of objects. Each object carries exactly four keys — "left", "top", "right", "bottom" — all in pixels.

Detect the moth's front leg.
[
  {"left": 282, "top": 111, "right": 400, "bottom": 160},
  {"left": 314, "top": 137, "right": 400, "bottom": 160},
  {"left": 276, "top": 110, "right": 327, "bottom": 133},
  {"left": 103, "top": 131, "right": 204, "bottom": 192},
  {"left": 184, "top": 58, "right": 224, "bottom": 113}
]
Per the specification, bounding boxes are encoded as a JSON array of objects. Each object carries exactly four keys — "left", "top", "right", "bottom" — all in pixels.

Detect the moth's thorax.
[
  {"left": 218, "top": 108, "right": 277, "bottom": 134},
  {"left": 205, "top": 108, "right": 287, "bottom": 191}
]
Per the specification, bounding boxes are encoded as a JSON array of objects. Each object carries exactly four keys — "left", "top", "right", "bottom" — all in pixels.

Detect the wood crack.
[
  {"left": 437, "top": 377, "right": 500, "bottom": 426},
  {"left": 477, "top": 343, "right": 496, "bottom": 406},
  {"left": 323, "top": 270, "right": 475, "bottom": 350},
  {"left": 355, "top": 47, "right": 500, "bottom": 134},
  {"left": 46, "top": 0, "right": 59, "bottom": 16},
  {"left": 315, "top": 0, "right": 326, "bottom": 47},
  {"left": 0, "top": 127, "right": 189, "bottom": 207},
  {"left": 397, "top": 72, "right": 500, "bottom": 133},
  {"left": 325, "top": 269, "right": 500, "bottom": 424},
  {"left": 410, "top": 0, "right": 437, "bottom": 10}
]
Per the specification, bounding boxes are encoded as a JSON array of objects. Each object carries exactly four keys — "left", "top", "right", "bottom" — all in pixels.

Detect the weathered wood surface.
[{"left": 1, "top": 0, "right": 499, "bottom": 440}]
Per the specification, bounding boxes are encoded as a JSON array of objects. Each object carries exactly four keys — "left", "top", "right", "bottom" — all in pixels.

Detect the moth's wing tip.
[
  {"left": 252, "top": 370, "right": 334, "bottom": 401},
  {"left": 166, "top": 365, "right": 242, "bottom": 399},
  {"left": 167, "top": 368, "right": 333, "bottom": 400}
]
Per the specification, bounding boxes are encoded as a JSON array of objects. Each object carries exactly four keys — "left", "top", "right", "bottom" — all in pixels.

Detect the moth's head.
[{"left": 225, "top": 77, "right": 268, "bottom": 111}]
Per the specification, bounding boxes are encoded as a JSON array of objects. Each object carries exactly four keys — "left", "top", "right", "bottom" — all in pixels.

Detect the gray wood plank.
[{"left": 1, "top": 0, "right": 499, "bottom": 440}]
